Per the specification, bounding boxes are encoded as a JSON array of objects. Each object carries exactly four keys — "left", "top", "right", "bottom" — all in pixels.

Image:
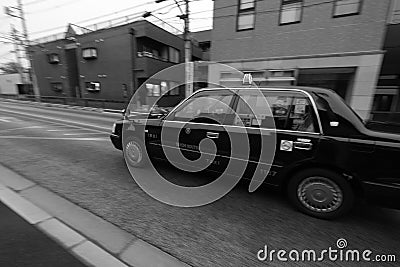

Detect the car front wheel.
[
  {"left": 287, "top": 168, "right": 354, "bottom": 219},
  {"left": 123, "top": 136, "right": 148, "bottom": 168}
]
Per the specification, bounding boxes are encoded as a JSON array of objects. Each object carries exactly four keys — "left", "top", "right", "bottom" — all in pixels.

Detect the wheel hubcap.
[
  {"left": 297, "top": 176, "right": 343, "bottom": 213},
  {"left": 125, "top": 141, "right": 142, "bottom": 165}
]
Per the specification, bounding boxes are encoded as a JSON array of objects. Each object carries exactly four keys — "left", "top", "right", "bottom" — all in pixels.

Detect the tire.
[
  {"left": 123, "top": 136, "right": 148, "bottom": 168},
  {"left": 287, "top": 168, "right": 354, "bottom": 220}
]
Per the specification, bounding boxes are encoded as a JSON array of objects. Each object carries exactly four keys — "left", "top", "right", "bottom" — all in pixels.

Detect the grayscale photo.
[{"left": 0, "top": 0, "right": 399, "bottom": 266}]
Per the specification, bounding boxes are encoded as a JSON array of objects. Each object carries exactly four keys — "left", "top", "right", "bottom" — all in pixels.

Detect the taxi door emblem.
[
  {"left": 280, "top": 140, "right": 293, "bottom": 151},
  {"left": 185, "top": 128, "right": 191, "bottom": 134},
  {"left": 127, "top": 124, "right": 135, "bottom": 131}
]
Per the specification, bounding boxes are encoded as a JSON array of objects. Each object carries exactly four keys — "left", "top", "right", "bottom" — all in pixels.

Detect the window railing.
[{"left": 391, "top": 10, "right": 400, "bottom": 24}]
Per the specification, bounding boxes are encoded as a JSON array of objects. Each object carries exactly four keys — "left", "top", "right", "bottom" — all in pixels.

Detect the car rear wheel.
[
  {"left": 287, "top": 168, "right": 354, "bottom": 219},
  {"left": 123, "top": 136, "right": 148, "bottom": 168}
]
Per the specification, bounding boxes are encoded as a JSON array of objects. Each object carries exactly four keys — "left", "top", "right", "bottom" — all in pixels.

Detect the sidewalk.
[
  {"left": 0, "top": 164, "right": 190, "bottom": 267},
  {"left": 0, "top": 201, "right": 87, "bottom": 267}
]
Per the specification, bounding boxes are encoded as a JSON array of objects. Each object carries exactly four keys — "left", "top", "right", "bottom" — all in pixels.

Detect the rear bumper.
[
  {"left": 110, "top": 134, "right": 122, "bottom": 150},
  {"left": 362, "top": 181, "right": 400, "bottom": 209}
]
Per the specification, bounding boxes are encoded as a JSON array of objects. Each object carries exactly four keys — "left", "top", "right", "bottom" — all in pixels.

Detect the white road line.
[
  {"left": 0, "top": 136, "right": 109, "bottom": 141},
  {"left": 47, "top": 129, "right": 93, "bottom": 132},
  {"left": 0, "top": 108, "right": 111, "bottom": 134},
  {"left": 0, "top": 116, "right": 23, "bottom": 123},
  {"left": 0, "top": 126, "right": 43, "bottom": 133},
  {"left": 63, "top": 133, "right": 107, "bottom": 136}
]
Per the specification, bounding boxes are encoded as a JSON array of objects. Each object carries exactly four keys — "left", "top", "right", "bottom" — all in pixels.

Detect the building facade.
[
  {"left": 371, "top": 0, "right": 400, "bottom": 123},
  {"left": 31, "top": 20, "right": 203, "bottom": 108},
  {"left": 0, "top": 73, "right": 31, "bottom": 95},
  {"left": 210, "top": 0, "right": 393, "bottom": 120}
]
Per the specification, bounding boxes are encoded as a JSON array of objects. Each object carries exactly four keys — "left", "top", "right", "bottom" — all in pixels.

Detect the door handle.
[
  {"left": 293, "top": 141, "right": 313, "bottom": 150},
  {"left": 206, "top": 132, "right": 219, "bottom": 139}
]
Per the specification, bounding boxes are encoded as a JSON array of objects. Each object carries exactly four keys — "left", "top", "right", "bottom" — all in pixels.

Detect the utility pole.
[
  {"left": 17, "top": 0, "right": 40, "bottom": 99},
  {"left": 154, "top": 0, "right": 192, "bottom": 97},
  {"left": 5, "top": 1, "right": 40, "bottom": 99},
  {"left": 10, "top": 24, "right": 25, "bottom": 84},
  {"left": 129, "top": 28, "right": 138, "bottom": 107},
  {"left": 183, "top": 0, "right": 193, "bottom": 97}
]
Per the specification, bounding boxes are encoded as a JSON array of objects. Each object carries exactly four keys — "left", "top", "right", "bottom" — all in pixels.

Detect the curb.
[
  {"left": 0, "top": 164, "right": 190, "bottom": 267},
  {"left": 0, "top": 98, "right": 123, "bottom": 114}
]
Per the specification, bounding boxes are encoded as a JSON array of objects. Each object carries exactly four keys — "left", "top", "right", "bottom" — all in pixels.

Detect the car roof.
[{"left": 197, "top": 86, "right": 335, "bottom": 95}]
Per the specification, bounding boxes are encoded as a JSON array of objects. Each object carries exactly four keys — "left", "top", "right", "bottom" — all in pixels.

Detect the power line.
[
  {"left": 19, "top": 0, "right": 346, "bottom": 40},
  {"left": 29, "top": 0, "right": 170, "bottom": 36},
  {"left": 26, "top": 0, "right": 82, "bottom": 15},
  {"left": 24, "top": 0, "right": 49, "bottom": 6}
]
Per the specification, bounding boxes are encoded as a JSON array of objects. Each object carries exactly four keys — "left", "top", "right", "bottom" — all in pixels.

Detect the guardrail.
[{"left": 0, "top": 94, "right": 128, "bottom": 110}]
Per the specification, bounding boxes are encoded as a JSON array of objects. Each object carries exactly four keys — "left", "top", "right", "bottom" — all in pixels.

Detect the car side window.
[
  {"left": 235, "top": 93, "right": 275, "bottom": 129},
  {"left": 287, "top": 96, "right": 316, "bottom": 133},
  {"left": 235, "top": 91, "right": 318, "bottom": 133},
  {"left": 170, "top": 92, "right": 234, "bottom": 125}
]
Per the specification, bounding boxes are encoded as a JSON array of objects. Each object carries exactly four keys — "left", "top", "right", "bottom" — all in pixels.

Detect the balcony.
[{"left": 135, "top": 54, "right": 175, "bottom": 78}]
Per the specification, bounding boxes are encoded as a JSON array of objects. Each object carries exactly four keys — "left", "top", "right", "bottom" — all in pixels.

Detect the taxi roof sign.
[{"left": 242, "top": 73, "right": 253, "bottom": 85}]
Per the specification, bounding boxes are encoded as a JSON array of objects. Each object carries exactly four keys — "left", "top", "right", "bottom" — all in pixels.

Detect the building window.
[
  {"left": 146, "top": 84, "right": 161, "bottom": 97},
  {"left": 82, "top": 48, "right": 98, "bottom": 59},
  {"left": 146, "top": 81, "right": 180, "bottom": 96},
  {"left": 85, "top": 81, "right": 101, "bottom": 92},
  {"left": 48, "top": 53, "right": 60, "bottom": 64},
  {"left": 280, "top": 0, "right": 303, "bottom": 25},
  {"left": 390, "top": 0, "right": 400, "bottom": 24},
  {"left": 372, "top": 94, "right": 394, "bottom": 112},
  {"left": 161, "top": 47, "right": 168, "bottom": 61},
  {"left": 333, "top": 0, "right": 362, "bottom": 17},
  {"left": 160, "top": 81, "right": 168, "bottom": 95},
  {"left": 50, "top": 82, "right": 63, "bottom": 92},
  {"left": 237, "top": 0, "right": 255, "bottom": 31},
  {"left": 122, "top": 83, "right": 128, "bottom": 98},
  {"left": 168, "top": 81, "right": 180, "bottom": 95},
  {"left": 169, "top": 47, "right": 180, "bottom": 63}
]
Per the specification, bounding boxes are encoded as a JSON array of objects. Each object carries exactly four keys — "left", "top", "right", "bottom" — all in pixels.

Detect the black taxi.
[{"left": 110, "top": 86, "right": 400, "bottom": 219}]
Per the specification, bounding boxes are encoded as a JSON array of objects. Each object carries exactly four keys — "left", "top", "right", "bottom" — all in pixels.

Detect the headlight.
[{"left": 111, "top": 123, "right": 117, "bottom": 134}]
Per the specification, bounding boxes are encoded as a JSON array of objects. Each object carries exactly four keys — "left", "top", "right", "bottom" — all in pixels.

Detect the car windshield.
[{"left": 165, "top": 89, "right": 235, "bottom": 123}]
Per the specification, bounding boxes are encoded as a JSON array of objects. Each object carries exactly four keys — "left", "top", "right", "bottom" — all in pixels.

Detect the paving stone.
[
  {"left": 0, "top": 184, "right": 51, "bottom": 224},
  {"left": 73, "top": 240, "right": 128, "bottom": 267},
  {"left": 21, "top": 185, "right": 135, "bottom": 254},
  {"left": 121, "top": 239, "right": 190, "bottom": 267},
  {"left": 37, "top": 218, "right": 86, "bottom": 248},
  {"left": 0, "top": 164, "right": 35, "bottom": 191}
]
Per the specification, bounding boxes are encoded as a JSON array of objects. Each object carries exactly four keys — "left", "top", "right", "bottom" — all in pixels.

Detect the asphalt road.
[{"left": 0, "top": 101, "right": 399, "bottom": 267}]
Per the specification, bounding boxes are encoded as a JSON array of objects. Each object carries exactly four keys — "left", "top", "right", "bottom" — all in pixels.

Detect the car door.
[
  {"left": 230, "top": 89, "right": 321, "bottom": 189},
  {"left": 267, "top": 90, "right": 321, "bottom": 184},
  {"left": 160, "top": 90, "right": 235, "bottom": 173}
]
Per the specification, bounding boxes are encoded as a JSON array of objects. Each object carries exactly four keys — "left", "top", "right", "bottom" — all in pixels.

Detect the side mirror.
[{"left": 149, "top": 107, "right": 169, "bottom": 118}]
